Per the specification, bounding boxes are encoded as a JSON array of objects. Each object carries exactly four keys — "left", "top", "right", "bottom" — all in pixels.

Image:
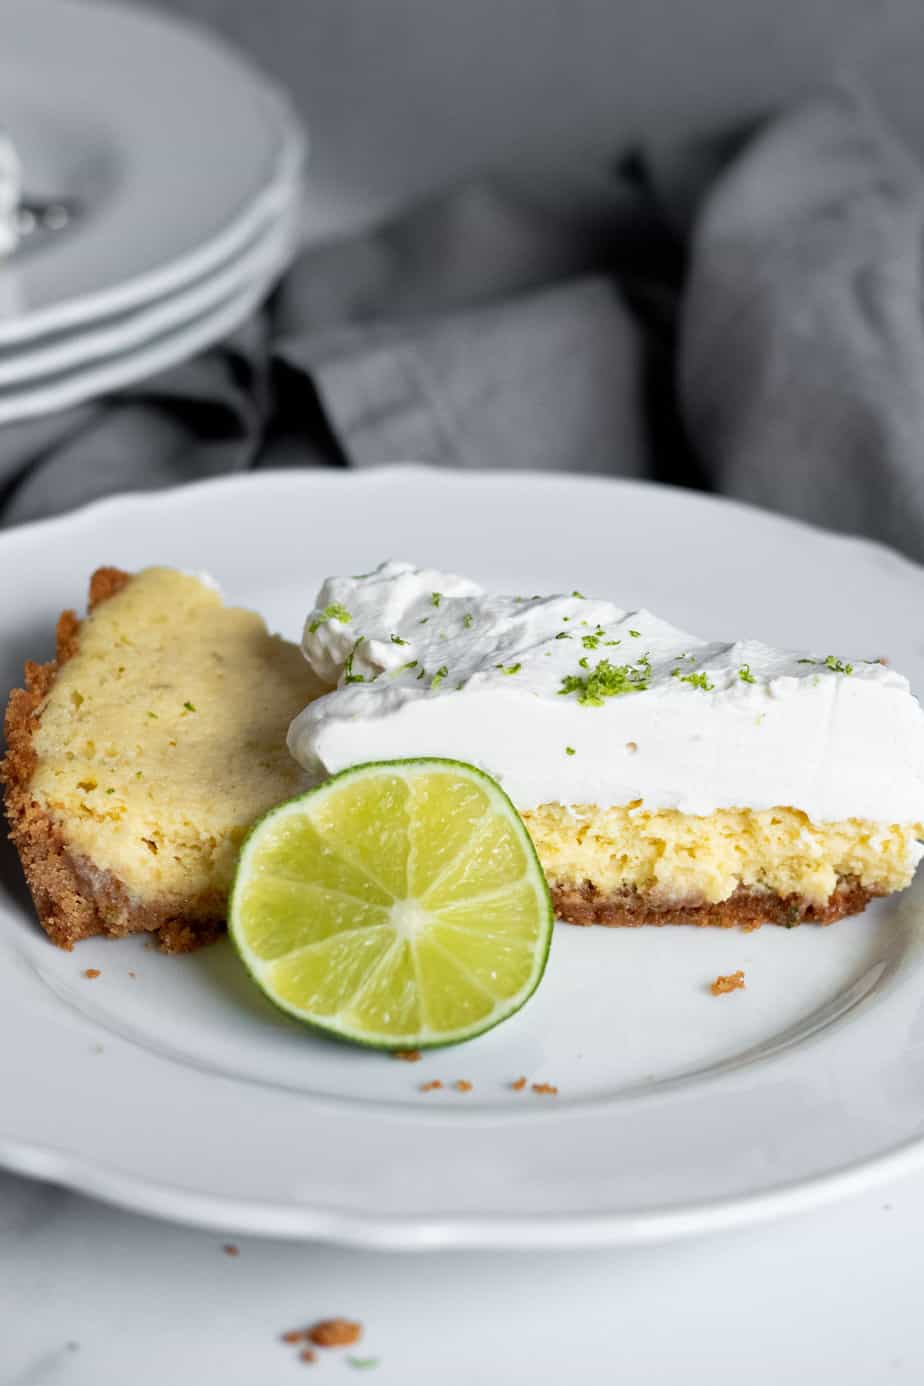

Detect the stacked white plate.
[{"left": 0, "top": 0, "right": 306, "bottom": 426}]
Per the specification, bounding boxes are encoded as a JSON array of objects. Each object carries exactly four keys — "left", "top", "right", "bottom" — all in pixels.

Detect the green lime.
[{"left": 229, "top": 758, "right": 553, "bottom": 1048}]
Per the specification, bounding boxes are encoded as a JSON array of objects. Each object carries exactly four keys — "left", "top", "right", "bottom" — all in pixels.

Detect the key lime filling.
[
  {"left": 29, "top": 568, "right": 323, "bottom": 904},
  {"left": 522, "top": 803, "right": 923, "bottom": 907}
]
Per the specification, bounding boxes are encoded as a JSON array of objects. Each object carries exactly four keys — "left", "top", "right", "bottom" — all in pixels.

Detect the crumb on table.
[
  {"left": 222, "top": 1243, "right": 239, "bottom": 1257},
  {"left": 308, "top": 1318, "right": 363, "bottom": 1348},
  {"left": 392, "top": 1049, "right": 422, "bottom": 1062},
  {"left": 710, "top": 969, "right": 746, "bottom": 996}
]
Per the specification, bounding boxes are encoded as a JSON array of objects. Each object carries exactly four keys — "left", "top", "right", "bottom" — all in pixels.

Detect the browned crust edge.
[
  {"left": 551, "top": 876, "right": 881, "bottom": 929},
  {"left": 1, "top": 567, "right": 223, "bottom": 953}
]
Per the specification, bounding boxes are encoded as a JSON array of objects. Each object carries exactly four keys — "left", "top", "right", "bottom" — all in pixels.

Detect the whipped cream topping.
[
  {"left": 288, "top": 561, "right": 924, "bottom": 824},
  {"left": 0, "top": 134, "right": 20, "bottom": 259}
]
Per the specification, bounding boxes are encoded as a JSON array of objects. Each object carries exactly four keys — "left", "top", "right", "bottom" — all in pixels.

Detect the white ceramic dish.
[
  {"left": 0, "top": 0, "right": 304, "bottom": 345},
  {"left": 0, "top": 203, "right": 296, "bottom": 425},
  {"left": 0, "top": 187, "right": 299, "bottom": 389},
  {"left": 0, "top": 189, "right": 299, "bottom": 389},
  {"left": 0, "top": 467, "right": 922, "bottom": 1249}
]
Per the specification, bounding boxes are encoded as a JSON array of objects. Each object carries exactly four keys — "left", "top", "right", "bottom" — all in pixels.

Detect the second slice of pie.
[{"left": 288, "top": 561, "right": 924, "bottom": 928}]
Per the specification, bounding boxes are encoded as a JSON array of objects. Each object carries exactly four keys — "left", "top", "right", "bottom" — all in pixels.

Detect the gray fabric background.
[
  {"left": 140, "top": 0, "right": 924, "bottom": 229},
  {"left": 4, "top": 3, "right": 924, "bottom": 563}
]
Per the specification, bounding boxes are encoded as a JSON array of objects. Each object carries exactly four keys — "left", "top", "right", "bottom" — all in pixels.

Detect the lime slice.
[{"left": 229, "top": 758, "right": 553, "bottom": 1048}]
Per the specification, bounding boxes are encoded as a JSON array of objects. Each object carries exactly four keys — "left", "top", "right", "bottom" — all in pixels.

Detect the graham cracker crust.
[
  {"left": 551, "top": 877, "right": 881, "bottom": 929},
  {"left": 1, "top": 567, "right": 223, "bottom": 953}
]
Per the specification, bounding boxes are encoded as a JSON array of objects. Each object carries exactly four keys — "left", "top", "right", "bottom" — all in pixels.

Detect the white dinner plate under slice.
[
  {"left": 0, "top": 0, "right": 304, "bottom": 345},
  {"left": 0, "top": 201, "right": 297, "bottom": 425},
  {"left": 0, "top": 467, "right": 921, "bottom": 1248}
]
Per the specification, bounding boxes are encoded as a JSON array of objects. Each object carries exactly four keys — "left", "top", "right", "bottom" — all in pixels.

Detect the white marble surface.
[{"left": 2, "top": 1163, "right": 923, "bottom": 1383}]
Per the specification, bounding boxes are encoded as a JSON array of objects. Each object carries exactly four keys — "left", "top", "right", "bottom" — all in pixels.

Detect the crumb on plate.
[
  {"left": 393, "top": 1048, "right": 422, "bottom": 1062},
  {"left": 308, "top": 1318, "right": 363, "bottom": 1348},
  {"left": 532, "top": 1082, "right": 558, "bottom": 1095},
  {"left": 420, "top": 1080, "right": 442, "bottom": 1092},
  {"left": 454, "top": 1079, "right": 473, "bottom": 1093},
  {"left": 82, "top": 968, "right": 100, "bottom": 979},
  {"left": 511, "top": 1076, "right": 527, "bottom": 1091},
  {"left": 710, "top": 969, "right": 746, "bottom": 996},
  {"left": 222, "top": 1243, "right": 239, "bottom": 1257}
]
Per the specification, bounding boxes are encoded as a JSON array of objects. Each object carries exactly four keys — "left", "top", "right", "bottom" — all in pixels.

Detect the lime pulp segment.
[{"left": 229, "top": 759, "right": 554, "bottom": 1048}]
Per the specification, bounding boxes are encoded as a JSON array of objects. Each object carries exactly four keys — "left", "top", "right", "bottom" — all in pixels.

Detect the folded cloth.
[
  {"left": 2, "top": 85, "right": 922, "bottom": 562},
  {"left": 681, "top": 86, "right": 924, "bottom": 563}
]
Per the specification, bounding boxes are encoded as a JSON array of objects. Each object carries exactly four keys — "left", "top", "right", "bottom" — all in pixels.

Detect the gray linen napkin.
[
  {"left": 681, "top": 86, "right": 924, "bottom": 562},
  {"left": 3, "top": 86, "right": 923, "bottom": 563}
]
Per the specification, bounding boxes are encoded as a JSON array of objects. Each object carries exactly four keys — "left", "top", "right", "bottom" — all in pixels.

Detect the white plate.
[
  {"left": 0, "top": 467, "right": 922, "bottom": 1249},
  {"left": 0, "top": 185, "right": 299, "bottom": 389},
  {"left": 0, "top": 0, "right": 304, "bottom": 345},
  {"left": 0, "top": 201, "right": 297, "bottom": 424}
]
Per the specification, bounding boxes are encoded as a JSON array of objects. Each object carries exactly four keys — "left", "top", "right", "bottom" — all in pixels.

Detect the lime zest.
[
  {"left": 308, "top": 603, "right": 351, "bottom": 634},
  {"left": 559, "top": 655, "right": 651, "bottom": 705},
  {"left": 343, "top": 637, "right": 367, "bottom": 684},
  {"left": 674, "top": 669, "right": 714, "bottom": 691}
]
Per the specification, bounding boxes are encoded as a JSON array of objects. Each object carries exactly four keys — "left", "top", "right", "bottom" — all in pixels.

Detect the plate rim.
[
  {"left": 1, "top": 466, "right": 922, "bottom": 1248},
  {"left": 0, "top": 185, "right": 299, "bottom": 387},
  {"left": 0, "top": 210, "right": 297, "bottom": 425},
  {"left": 0, "top": 462, "right": 919, "bottom": 584},
  {"left": 2, "top": 1121, "right": 924, "bottom": 1249}
]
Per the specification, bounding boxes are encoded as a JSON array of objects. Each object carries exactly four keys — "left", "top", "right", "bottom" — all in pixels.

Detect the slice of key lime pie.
[
  {"left": 3, "top": 568, "right": 325, "bottom": 951},
  {"left": 288, "top": 561, "right": 924, "bottom": 928}
]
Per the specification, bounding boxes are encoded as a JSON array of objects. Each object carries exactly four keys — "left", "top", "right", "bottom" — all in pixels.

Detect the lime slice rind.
[{"left": 229, "top": 758, "right": 553, "bottom": 1050}]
